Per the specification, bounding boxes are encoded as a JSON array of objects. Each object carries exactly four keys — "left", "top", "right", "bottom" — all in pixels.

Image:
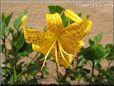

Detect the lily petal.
[
  {"left": 46, "top": 13, "right": 64, "bottom": 35},
  {"left": 64, "top": 9, "right": 82, "bottom": 24},
  {"left": 22, "top": 15, "right": 55, "bottom": 54},
  {"left": 60, "top": 18, "right": 92, "bottom": 53}
]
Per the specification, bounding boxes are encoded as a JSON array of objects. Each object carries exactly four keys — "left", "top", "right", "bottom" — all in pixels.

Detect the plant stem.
[
  {"left": 107, "top": 60, "right": 112, "bottom": 69},
  {"left": 75, "top": 53, "right": 78, "bottom": 71},
  {"left": 90, "top": 61, "right": 95, "bottom": 83},
  {"left": 16, "top": 53, "right": 39, "bottom": 80},
  {"left": 3, "top": 38, "right": 7, "bottom": 67},
  {"left": 37, "top": 56, "right": 43, "bottom": 78}
]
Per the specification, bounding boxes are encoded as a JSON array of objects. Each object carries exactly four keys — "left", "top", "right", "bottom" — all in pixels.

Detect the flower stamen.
[
  {"left": 58, "top": 42, "right": 71, "bottom": 66},
  {"left": 41, "top": 40, "right": 56, "bottom": 70}
]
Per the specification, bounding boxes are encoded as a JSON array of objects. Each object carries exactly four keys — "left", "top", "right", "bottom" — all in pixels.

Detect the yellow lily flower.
[{"left": 21, "top": 9, "right": 92, "bottom": 71}]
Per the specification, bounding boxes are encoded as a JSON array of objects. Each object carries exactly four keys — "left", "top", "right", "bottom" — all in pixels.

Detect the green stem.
[
  {"left": 16, "top": 53, "right": 39, "bottom": 80},
  {"left": 3, "top": 38, "right": 7, "bottom": 67},
  {"left": 90, "top": 61, "right": 95, "bottom": 83}
]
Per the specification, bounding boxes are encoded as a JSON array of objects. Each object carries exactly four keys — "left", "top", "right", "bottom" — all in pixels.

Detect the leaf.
[
  {"left": 18, "top": 43, "right": 32, "bottom": 57},
  {"left": 5, "top": 26, "right": 12, "bottom": 37},
  {"left": 14, "top": 15, "right": 23, "bottom": 30},
  {"left": 13, "top": 31, "right": 25, "bottom": 51},
  {"left": 13, "top": 67, "right": 17, "bottom": 82},
  {"left": 16, "top": 62, "right": 24, "bottom": 74},
  {"left": 81, "top": 44, "right": 108, "bottom": 60},
  {"left": 27, "top": 63, "right": 38, "bottom": 75},
  {"left": 105, "top": 44, "right": 114, "bottom": 60},
  {"left": 14, "top": 10, "right": 27, "bottom": 30},
  {"left": 4, "top": 12, "right": 13, "bottom": 26},
  {"left": 1, "top": 13, "right": 13, "bottom": 38},
  {"left": 92, "top": 45, "right": 106, "bottom": 59},
  {"left": 94, "top": 61, "right": 101, "bottom": 70},
  {"left": 102, "top": 69, "right": 114, "bottom": 81},
  {"left": 48, "top": 5, "right": 64, "bottom": 14},
  {"left": 2, "top": 13, "right": 5, "bottom": 21},
  {"left": 77, "top": 55, "right": 87, "bottom": 67},
  {"left": 0, "top": 45, "right": 3, "bottom": 52},
  {"left": 89, "top": 33, "right": 103, "bottom": 45},
  {"left": 72, "top": 71, "right": 82, "bottom": 80},
  {"left": 61, "top": 15, "right": 74, "bottom": 27}
]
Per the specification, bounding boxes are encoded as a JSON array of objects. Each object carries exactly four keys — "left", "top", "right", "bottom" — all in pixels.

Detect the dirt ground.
[{"left": 1, "top": 0, "right": 113, "bottom": 84}]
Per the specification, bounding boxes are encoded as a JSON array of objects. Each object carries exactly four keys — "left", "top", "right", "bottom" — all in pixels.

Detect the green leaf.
[
  {"left": 27, "top": 63, "right": 38, "bottom": 75},
  {"left": 82, "top": 44, "right": 108, "bottom": 60},
  {"left": 5, "top": 26, "right": 12, "bottom": 37},
  {"left": 4, "top": 12, "right": 13, "bottom": 26},
  {"left": 16, "top": 62, "right": 24, "bottom": 74},
  {"left": 92, "top": 45, "right": 106, "bottom": 59},
  {"left": 17, "top": 43, "right": 32, "bottom": 58},
  {"left": 14, "top": 11, "right": 27, "bottom": 30},
  {"left": 105, "top": 44, "right": 114, "bottom": 60},
  {"left": 48, "top": 5, "right": 64, "bottom": 14},
  {"left": 9, "top": 74, "right": 14, "bottom": 84},
  {"left": 0, "top": 45, "right": 3, "bottom": 52},
  {"left": 94, "top": 61, "right": 101, "bottom": 70},
  {"left": 89, "top": 33, "right": 103, "bottom": 45},
  {"left": 72, "top": 71, "right": 82, "bottom": 80},
  {"left": 61, "top": 15, "right": 74, "bottom": 27},
  {"left": 2, "top": 13, "right": 5, "bottom": 21},
  {"left": 77, "top": 55, "right": 87, "bottom": 67},
  {"left": 14, "top": 15, "right": 23, "bottom": 30},
  {"left": 13, "top": 31, "right": 25, "bottom": 51},
  {"left": 102, "top": 69, "right": 114, "bottom": 81},
  {"left": 13, "top": 67, "right": 17, "bottom": 82}
]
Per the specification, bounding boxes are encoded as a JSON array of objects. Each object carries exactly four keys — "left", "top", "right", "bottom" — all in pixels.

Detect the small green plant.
[
  {"left": 64, "top": 34, "right": 114, "bottom": 85},
  {"left": 1, "top": 5, "right": 114, "bottom": 85},
  {"left": 0, "top": 11, "right": 49, "bottom": 85}
]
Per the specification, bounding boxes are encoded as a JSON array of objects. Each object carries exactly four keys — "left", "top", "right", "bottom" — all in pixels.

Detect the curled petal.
[
  {"left": 64, "top": 9, "right": 82, "bottom": 24},
  {"left": 22, "top": 15, "right": 28, "bottom": 29}
]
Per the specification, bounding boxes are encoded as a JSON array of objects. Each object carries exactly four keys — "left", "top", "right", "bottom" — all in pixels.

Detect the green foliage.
[
  {"left": 13, "top": 32, "right": 25, "bottom": 51},
  {"left": 89, "top": 33, "right": 103, "bottom": 45},
  {"left": 48, "top": 5, "right": 65, "bottom": 14},
  {"left": 1, "top": 12, "right": 40, "bottom": 85},
  {"left": 80, "top": 33, "right": 110, "bottom": 60}
]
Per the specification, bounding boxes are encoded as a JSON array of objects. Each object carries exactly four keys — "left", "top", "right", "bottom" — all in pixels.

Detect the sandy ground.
[{"left": 1, "top": 0, "right": 113, "bottom": 84}]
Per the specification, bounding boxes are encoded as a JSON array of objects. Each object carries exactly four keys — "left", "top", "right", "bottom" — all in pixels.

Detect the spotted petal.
[
  {"left": 22, "top": 15, "right": 55, "bottom": 54},
  {"left": 59, "top": 18, "right": 92, "bottom": 53},
  {"left": 46, "top": 13, "right": 64, "bottom": 35}
]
